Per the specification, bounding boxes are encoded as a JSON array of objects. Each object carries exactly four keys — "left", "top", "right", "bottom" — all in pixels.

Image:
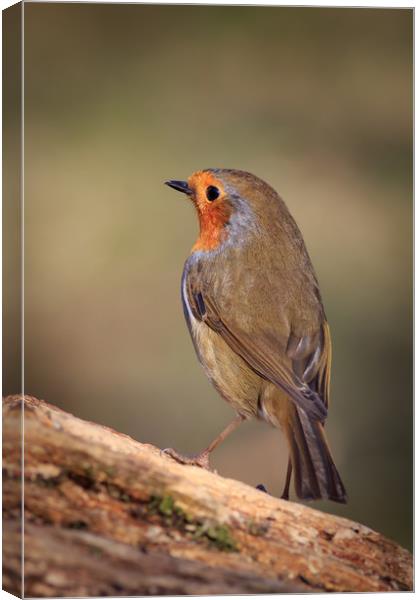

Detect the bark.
[{"left": 3, "top": 395, "right": 413, "bottom": 597}]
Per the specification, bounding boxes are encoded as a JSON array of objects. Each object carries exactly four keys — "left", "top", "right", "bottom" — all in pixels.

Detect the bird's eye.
[{"left": 206, "top": 185, "right": 220, "bottom": 202}]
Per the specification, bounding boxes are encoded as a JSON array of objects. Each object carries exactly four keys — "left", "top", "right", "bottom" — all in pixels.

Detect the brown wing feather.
[
  {"left": 286, "top": 321, "right": 332, "bottom": 409},
  {"left": 185, "top": 272, "right": 329, "bottom": 422}
]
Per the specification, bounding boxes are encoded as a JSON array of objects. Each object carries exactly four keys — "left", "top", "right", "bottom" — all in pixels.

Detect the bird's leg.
[
  {"left": 281, "top": 457, "right": 293, "bottom": 500},
  {"left": 163, "top": 414, "right": 245, "bottom": 471}
]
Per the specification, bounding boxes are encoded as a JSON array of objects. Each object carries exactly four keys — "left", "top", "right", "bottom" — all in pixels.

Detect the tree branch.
[{"left": 3, "top": 395, "right": 413, "bottom": 596}]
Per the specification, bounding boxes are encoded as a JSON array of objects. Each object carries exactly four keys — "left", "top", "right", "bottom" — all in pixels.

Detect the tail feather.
[{"left": 285, "top": 406, "right": 347, "bottom": 503}]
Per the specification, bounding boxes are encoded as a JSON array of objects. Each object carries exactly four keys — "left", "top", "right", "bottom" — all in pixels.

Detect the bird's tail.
[{"left": 284, "top": 405, "right": 347, "bottom": 503}]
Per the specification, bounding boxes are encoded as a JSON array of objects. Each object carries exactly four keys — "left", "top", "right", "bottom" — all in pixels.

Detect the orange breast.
[{"left": 192, "top": 203, "right": 230, "bottom": 252}]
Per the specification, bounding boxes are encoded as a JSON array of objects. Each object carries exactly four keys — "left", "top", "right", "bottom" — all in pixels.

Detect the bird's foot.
[
  {"left": 256, "top": 483, "right": 269, "bottom": 493},
  {"left": 161, "top": 447, "right": 212, "bottom": 471}
]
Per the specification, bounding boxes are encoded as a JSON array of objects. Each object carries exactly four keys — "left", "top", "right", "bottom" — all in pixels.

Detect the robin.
[{"left": 164, "top": 169, "right": 347, "bottom": 503}]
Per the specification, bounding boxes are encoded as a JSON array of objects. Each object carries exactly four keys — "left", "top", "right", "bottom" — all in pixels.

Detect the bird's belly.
[{"left": 189, "top": 316, "right": 262, "bottom": 418}]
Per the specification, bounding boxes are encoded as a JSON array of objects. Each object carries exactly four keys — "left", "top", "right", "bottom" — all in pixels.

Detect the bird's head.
[{"left": 165, "top": 168, "right": 279, "bottom": 253}]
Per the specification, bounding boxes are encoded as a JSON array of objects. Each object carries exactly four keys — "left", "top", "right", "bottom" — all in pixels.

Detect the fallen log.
[{"left": 3, "top": 395, "right": 413, "bottom": 596}]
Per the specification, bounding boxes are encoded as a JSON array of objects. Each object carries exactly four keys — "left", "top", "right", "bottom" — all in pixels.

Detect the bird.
[{"left": 164, "top": 168, "right": 347, "bottom": 503}]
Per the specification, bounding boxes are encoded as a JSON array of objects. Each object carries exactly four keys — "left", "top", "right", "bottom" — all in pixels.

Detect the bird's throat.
[{"left": 192, "top": 204, "right": 231, "bottom": 252}]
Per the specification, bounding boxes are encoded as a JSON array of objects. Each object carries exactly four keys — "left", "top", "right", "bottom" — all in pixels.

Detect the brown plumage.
[{"left": 164, "top": 169, "right": 347, "bottom": 503}]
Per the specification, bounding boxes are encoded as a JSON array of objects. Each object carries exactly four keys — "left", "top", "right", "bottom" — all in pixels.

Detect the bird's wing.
[
  {"left": 184, "top": 272, "right": 330, "bottom": 422},
  {"left": 285, "top": 321, "right": 331, "bottom": 411}
]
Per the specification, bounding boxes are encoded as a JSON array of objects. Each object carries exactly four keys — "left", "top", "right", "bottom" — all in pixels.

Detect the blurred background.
[{"left": 12, "top": 5, "right": 413, "bottom": 549}]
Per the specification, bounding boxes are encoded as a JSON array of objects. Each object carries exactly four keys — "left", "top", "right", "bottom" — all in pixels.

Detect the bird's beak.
[{"left": 165, "top": 180, "right": 192, "bottom": 195}]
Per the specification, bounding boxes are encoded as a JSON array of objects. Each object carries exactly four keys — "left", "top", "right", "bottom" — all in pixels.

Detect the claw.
[
  {"left": 256, "top": 483, "right": 268, "bottom": 493},
  {"left": 161, "top": 447, "right": 212, "bottom": 471}
]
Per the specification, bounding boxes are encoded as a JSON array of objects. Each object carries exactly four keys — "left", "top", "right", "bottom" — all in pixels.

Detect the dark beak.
[{"left": 165, "top": 179, "right": 192, "bottom": 195}]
